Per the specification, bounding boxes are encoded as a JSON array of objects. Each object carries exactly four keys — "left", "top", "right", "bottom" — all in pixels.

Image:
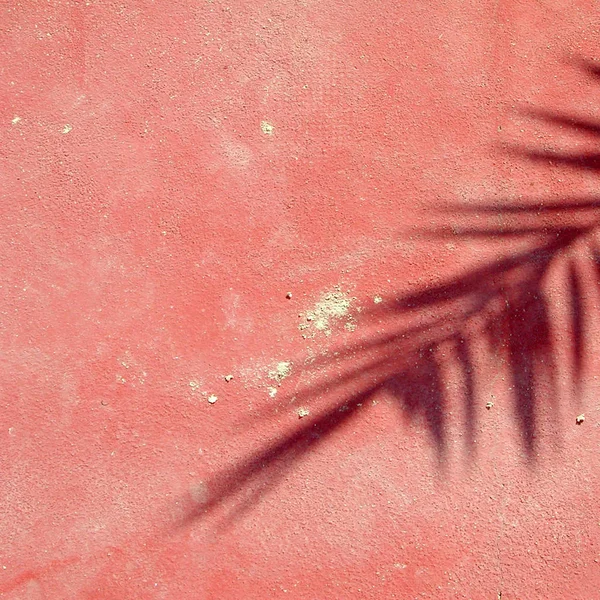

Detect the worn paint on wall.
[{"left": 1, "top": 1, "right": 600, "bottom": 598}]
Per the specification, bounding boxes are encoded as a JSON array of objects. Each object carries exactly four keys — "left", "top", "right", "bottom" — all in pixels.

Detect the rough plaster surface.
[{"left": 1, "top": 1, "right": 600, "bottom": 598}]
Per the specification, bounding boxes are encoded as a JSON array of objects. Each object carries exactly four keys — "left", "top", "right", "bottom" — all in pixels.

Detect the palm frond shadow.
[{"left": 178, "top": 65, "right": 600, "bottom": 529}]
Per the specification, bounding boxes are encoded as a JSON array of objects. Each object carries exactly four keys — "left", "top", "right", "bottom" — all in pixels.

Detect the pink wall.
[{"left": 1, "top": 1, "right": 599, "bottom": 598}]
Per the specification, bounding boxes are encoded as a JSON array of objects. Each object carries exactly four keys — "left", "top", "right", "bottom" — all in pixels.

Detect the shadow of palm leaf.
[{"left": 179, "top": 63, "right": 600, "bottom": 528}]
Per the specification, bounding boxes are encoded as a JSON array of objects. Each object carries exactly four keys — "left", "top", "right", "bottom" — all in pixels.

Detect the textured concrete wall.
[{"left": 1, "top": 1, "right": 600, "bottom": 598}]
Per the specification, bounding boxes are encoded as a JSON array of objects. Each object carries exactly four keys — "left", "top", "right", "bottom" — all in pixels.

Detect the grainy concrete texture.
[{"left": 1, "top": 1, "right": 600, "bottom": 598}]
